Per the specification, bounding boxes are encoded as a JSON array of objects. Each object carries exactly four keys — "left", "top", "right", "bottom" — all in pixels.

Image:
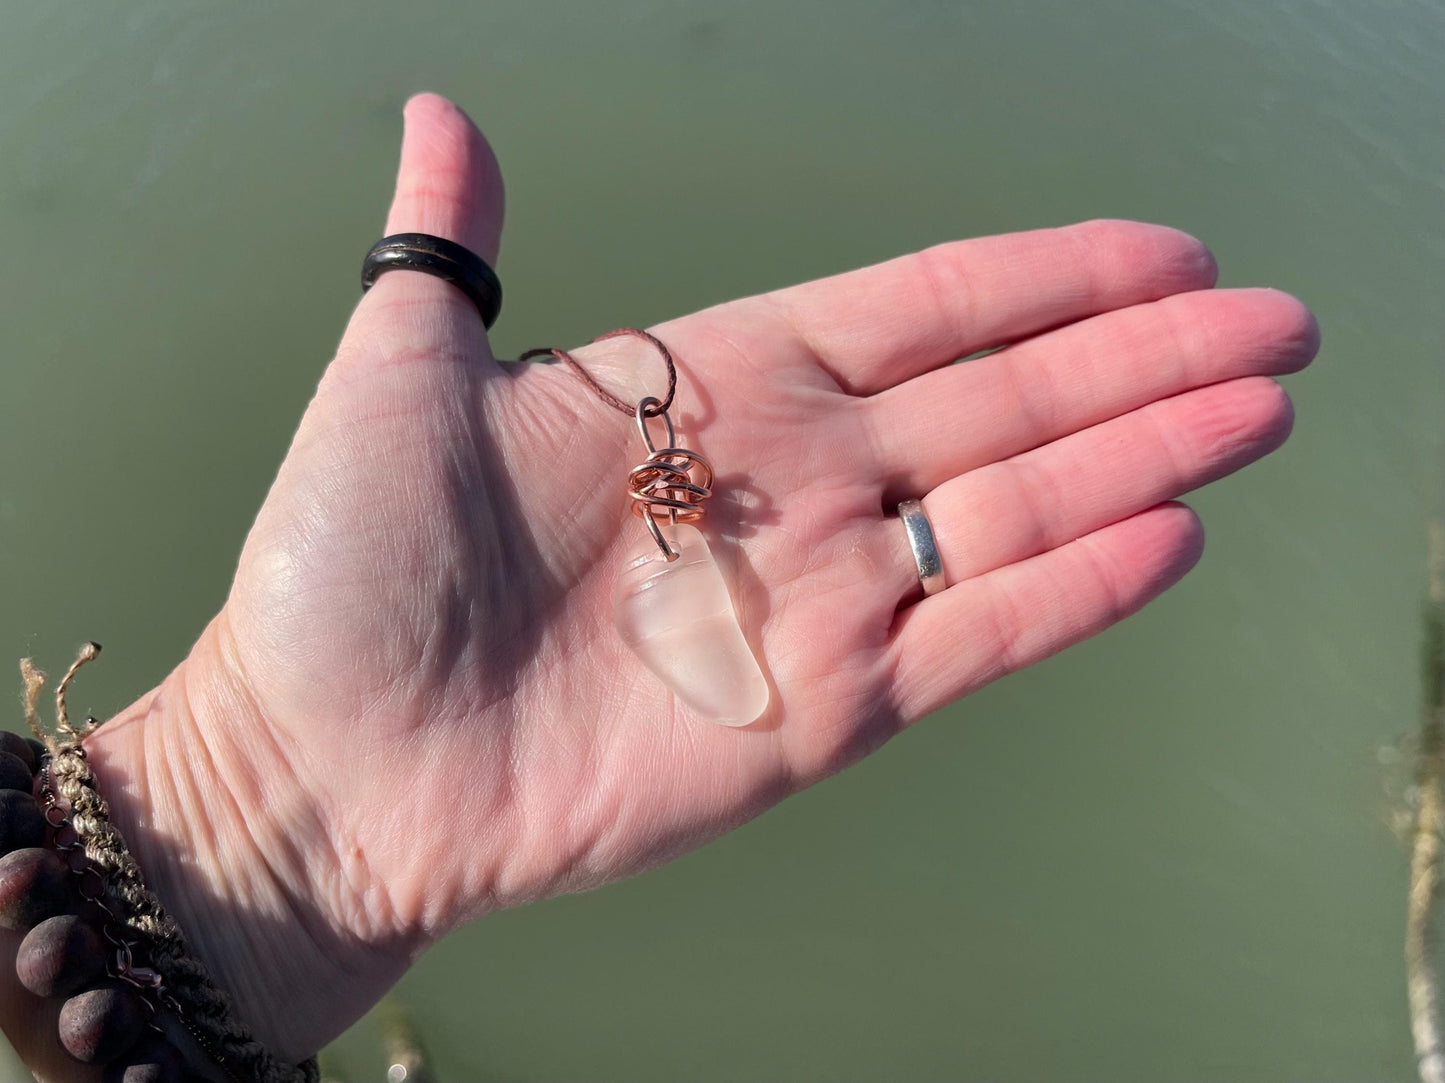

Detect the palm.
[
  {"left": 3, "top": 93, "right": 1315, "bottom": 1077},
  {"left": 228, "top": 299, "right": 906, "bottom": 907}
]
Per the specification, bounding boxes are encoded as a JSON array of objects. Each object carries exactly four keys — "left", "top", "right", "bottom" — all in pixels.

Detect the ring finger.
[{"left": 878, "top": 374, "right": 1293, "bottom": 601}]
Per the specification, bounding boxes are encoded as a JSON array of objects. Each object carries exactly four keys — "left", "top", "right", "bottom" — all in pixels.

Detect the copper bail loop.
[{"left": 628, "top": 396, "right": 714, "bottom": 560}]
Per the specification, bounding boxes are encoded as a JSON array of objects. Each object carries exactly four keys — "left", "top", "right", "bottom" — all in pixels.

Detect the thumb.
[
  {"left": 384, "top": 92, "right": 505, "bottom": 265},
  {"left": 345, "top": 93, "right": 506, "bottom": 358}
]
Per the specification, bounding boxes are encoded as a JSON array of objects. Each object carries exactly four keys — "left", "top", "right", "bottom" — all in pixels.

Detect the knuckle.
[
  {"left": 980, "top": 575, "right": 1032, "bottom": 676},
  {"left": 1151, "top": 291, "right": 1209, "bottom": 359},
  {"left": 1006, "top": 458, "right": 1062, "bottom": 553},
  {"left": 914, "top": 241, "right": 979, "bottom": 333},
  {"left": 1076, "top": 537, "right": 1132, "bottom": 625}
]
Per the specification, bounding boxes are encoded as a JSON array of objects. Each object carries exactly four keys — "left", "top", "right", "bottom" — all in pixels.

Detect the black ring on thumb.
[{"left": 361, "top": 233, "right": 503, "bottom": 329}]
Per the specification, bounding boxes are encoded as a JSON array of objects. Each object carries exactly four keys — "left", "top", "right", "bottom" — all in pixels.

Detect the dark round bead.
[
  {"left": 0, "top": 730, "right": 36, "bottom": 773},
  {"left": 58, "top": 980, "right": 147, "bottom": 1064},
  {"left": 0, "top": 750, "right": 34, "bottom": 793},
  {"left": 0, "top": 789, "right": 46, "bottom": 854},
  {"left": 0, "top": 846, "right": 71, "bottom": 931},
  {"left": 17, "top": 913, "right": 106, "bottom": 997},
  {"left": 101, "top": 1036, "right": 190, "bottom": 1083},
  {"left": 25, "top": 737, "right": 47, "bottom": 766}
]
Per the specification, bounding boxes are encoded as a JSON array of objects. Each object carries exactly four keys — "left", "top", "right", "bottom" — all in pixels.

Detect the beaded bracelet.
[{"left": 2, "top": 646, "right": 319, "bottom": 1083}]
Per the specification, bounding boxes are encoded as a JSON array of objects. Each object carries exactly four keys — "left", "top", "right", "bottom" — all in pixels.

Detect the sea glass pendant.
[
  {"left": 612, "top": 395, "right": 768, "bottom": 726},
  {"left": 615, "top": 521, "right": 769, "bottom": 726}
]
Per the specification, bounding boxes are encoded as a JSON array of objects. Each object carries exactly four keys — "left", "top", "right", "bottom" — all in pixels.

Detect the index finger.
[{"left": 764, "top": 219, "right": 1218, "bottom": 395}]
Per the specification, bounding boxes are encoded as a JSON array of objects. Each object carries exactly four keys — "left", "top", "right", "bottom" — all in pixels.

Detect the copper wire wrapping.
[{"left": 629, "top": 396, "right": 713, "bottom": 560}]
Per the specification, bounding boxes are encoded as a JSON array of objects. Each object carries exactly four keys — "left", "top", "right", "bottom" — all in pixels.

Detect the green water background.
[{"left": 1, "top": 1, "right": 1440, "bottom": 1078}]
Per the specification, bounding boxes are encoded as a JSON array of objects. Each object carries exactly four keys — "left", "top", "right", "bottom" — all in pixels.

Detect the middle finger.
[{"left": 863, "top": 286, "right": 1317, "bottom": 501}]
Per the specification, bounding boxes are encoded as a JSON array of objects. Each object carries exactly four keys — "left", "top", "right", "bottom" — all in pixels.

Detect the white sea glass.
[{"left": 614, "top": 521, "right": 769, "bottom": 726}]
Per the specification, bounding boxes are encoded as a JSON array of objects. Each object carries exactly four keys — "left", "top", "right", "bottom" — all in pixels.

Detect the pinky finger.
[{"left": 889, "top": 502, "right": 1204, "bottom": 723}]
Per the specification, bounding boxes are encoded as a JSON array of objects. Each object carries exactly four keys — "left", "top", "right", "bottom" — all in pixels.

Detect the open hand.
[{"left": 2, "top": 93, "right": 1317, "bottom": 1073}]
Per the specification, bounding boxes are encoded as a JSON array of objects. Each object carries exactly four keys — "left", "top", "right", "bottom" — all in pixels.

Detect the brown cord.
[{"left": 519, "top": 326, "right": 677, "bottom": 417}]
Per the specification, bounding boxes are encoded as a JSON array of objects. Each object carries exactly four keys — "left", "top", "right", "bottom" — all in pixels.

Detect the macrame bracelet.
[{"left": 2, "top": 645, "right": 319, "bottom": 1083}]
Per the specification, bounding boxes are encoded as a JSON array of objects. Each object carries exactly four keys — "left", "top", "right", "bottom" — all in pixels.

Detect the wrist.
[{"left": 83, "top": 617, "right": 429, "bottom": 1061}]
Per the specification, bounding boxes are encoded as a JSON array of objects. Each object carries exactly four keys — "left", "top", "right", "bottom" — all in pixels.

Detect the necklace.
[{"left": 521, "top": 329, "right": 769, "bottom": 726}]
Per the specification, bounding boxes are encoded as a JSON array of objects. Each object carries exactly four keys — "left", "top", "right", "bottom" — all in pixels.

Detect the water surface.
[{"left": 1, "top": 2, "right": 1440, "bottom": 1078}]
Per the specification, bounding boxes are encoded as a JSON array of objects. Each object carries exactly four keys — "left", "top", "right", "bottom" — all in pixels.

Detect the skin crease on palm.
[{"left": 0, "top": 93, "right": 1319, "bottom": 1077}]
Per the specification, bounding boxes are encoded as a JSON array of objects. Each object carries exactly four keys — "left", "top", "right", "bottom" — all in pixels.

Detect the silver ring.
[{"left": 897, "top": 499, "right": 945, "bottom": 597}]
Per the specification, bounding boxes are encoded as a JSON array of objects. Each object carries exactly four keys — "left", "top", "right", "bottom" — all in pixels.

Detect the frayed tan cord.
[
  {"left": 52, "top": 640, "right": 98, "bottom": 743},
  {"left": 20, "top": 656, "right": 47, "bottom": 748}
]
